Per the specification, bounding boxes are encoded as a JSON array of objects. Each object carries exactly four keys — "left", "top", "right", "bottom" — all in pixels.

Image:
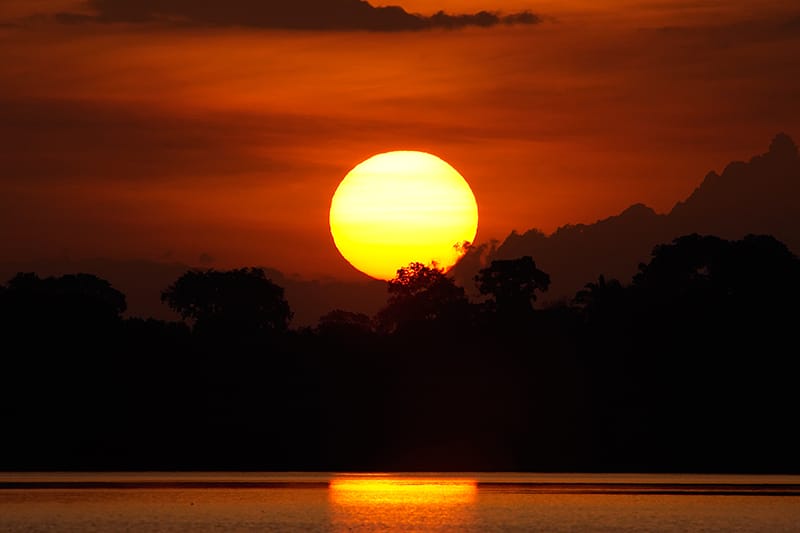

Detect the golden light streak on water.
[{"left": 329, "top": 477, "right": 477, "bottom": 506}]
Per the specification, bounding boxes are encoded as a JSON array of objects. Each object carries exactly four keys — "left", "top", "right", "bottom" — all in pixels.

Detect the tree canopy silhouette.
[
  {"left": 632, "top": 233, "right": 800, "bottom": 307},
  {"left": 575, "top": 275, "right": 624, "bottom": 309},
  {"left": 316, "top": 309, "right": 374, "bottom": 336},
  {"left": 475, "top": 256, "right": 550, "bottom": 318},
  {"left": 0, "top": 272, "right": 126, "bottom": 332},
  {"left": 161, "top": 267, "right": 292, "bottom": 339},
  {"left": 376, "top": 262, "right": 469, "bottom": 333}
]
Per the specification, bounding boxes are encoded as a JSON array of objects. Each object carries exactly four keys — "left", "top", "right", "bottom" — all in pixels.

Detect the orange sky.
[{"left": 1, "top": 1, "right": 799, "bottom": 280}]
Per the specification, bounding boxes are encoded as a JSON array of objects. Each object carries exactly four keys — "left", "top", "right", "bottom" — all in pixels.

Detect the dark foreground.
[{"left": 2, "top": 233, "right": 799, "bottom": 473}]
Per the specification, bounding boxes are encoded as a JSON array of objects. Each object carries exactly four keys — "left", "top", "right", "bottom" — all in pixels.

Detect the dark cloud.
[
  {"left": 783, "top": 15, "right": 800, "bottom": 33},
  {"left": 53, "top": 13, "right": 96, "bottom": 25},
  {"left": 0, "top": 97, "right": 528, "bottom": 186},
  {"left": 649, "top": 12, "right": 800, "bottom": 46},
  {"left": 52, "top": 0, "right": 539, "bottom": 31},
  {"left": 0, "top": 98, "right": 285, "bottom": 183}
]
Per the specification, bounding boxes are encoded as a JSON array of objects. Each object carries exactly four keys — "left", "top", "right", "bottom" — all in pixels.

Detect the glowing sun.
[{"left": 329, "top": 151, "right": 479, "bottom": 280}]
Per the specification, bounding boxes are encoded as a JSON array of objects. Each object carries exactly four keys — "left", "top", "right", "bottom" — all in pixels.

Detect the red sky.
[{"left": 1, "top": 0, "right": 799, "bottom": 281}]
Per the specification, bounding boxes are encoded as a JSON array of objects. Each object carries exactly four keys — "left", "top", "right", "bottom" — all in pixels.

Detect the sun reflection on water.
[
  {"left": 329, "top": 477, "right": 478, "bottom": 506},
  {"left": 329, "top": 476, "right": 478, "bottom": 530}
]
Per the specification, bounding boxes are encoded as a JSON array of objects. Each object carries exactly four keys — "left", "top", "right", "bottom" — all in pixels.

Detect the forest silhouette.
[{"left": 1, "top": 233, "right": 798, "bottom": 473}]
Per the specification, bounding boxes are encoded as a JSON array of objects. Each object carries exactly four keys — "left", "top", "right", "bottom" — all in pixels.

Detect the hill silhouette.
[
  {"left": 670, "top": 133, "right": 799, "bottom": 247},
  {"left": 452, "top": 133, "right": 800, "bottom": 303}
]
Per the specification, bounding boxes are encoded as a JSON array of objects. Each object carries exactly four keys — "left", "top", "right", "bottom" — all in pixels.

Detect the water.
[{"left": 1, "top": 473, "right": 799, "bottom": 532}]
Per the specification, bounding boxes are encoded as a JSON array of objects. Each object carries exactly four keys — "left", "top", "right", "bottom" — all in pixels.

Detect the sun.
[
  {"left": 329, "top": 151, "right": 479, "bottom": 280},
  {"left": 330, "top": 151, "right": 478, "bottom": 280}
]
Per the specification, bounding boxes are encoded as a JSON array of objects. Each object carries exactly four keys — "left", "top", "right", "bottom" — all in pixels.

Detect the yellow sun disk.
[{"left": 330, "top": 151, "right": 478, "bottom": 280}]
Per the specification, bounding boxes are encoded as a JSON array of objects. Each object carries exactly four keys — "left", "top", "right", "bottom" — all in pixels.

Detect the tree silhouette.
[
  {"left": 161, "top": 267, "right": 292, "bottom": 339},
  {"left": 316, "top": 309, "right": 374, "bottom": 336},
  {"left": 575, "top": 275, "right": 624, "bottom": 309},
  {"left": 1, "top": 272, "right": 126, "bottom": 331},
  {"left": 611, "top": 233, "right": 800, "bottom": 470},
  {"left": 724, "top": 234, "right": 800, "bottom": 306},
  {"left": 632, "top": 233, "right": 800, "bottom": 308},
  {"left": 475, "top": 256, "right": 550, "bottom": 318},
  {"left": 375, "top": 262, "right": 469, "bottom": 333},
  {"left": 632, "top": 234, "right": 727, "bottom": 295},
  {"left": 573, "top": 274, "right": 629, "bottom": 336}
]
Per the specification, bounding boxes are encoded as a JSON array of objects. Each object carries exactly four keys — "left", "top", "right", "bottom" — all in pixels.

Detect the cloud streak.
[{"left": 54, "top": 0, "right": 540, "bottom": 31}]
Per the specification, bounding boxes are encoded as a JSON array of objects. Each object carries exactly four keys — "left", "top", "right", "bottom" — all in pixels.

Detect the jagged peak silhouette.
[
  {"left": 620, "top": 203, "right": 658, "bottom": 216},
  {"left": 671, "top": 132, "right": 799, "bottom": 215},
  {"left": 467, "top": 132, "right": 800, "bottom": 305},
  {"left": 768, "top": 132, "right": 799, "bottom": 160}
]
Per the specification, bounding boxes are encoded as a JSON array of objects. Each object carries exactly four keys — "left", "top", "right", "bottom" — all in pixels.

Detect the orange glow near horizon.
[
  {"left": 329, "top": 477, "right": 478, "bottom": 506},
  {"left": 1, "top": 2, "right": 799, "bottom": 278},
  {"left": 329, "top": 151, "right": 479, "bottom": 280}
]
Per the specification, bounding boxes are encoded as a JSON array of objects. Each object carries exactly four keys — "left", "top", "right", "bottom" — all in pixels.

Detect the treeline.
[{"left": 1, "top": 233, "right": 798, "bottom": 473}]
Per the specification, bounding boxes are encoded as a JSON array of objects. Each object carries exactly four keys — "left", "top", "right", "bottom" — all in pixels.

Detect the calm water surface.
[{"left": 1, "top": 473, "right": 799, "bottom": 532}]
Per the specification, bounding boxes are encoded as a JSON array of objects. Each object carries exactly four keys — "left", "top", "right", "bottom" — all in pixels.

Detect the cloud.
[
  {"left": 0, "top": 97, "right": 504, "bottom": 185},
  {"left": 649, "top": 12, "right": 800, "bottom": 46},
  {"left": 0, "top": 98, "right": 287, "bottom": 184},
  {"left": 53, "top": 13, "right": 95, "bottom": 25},
  {"left": 51, "top": 0, "right": 539, "bottom": 31}
]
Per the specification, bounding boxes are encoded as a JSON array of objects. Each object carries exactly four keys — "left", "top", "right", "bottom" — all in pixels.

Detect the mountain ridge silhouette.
[{"left": 452, "top": 132, "right": 800, "bottom": 304}]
